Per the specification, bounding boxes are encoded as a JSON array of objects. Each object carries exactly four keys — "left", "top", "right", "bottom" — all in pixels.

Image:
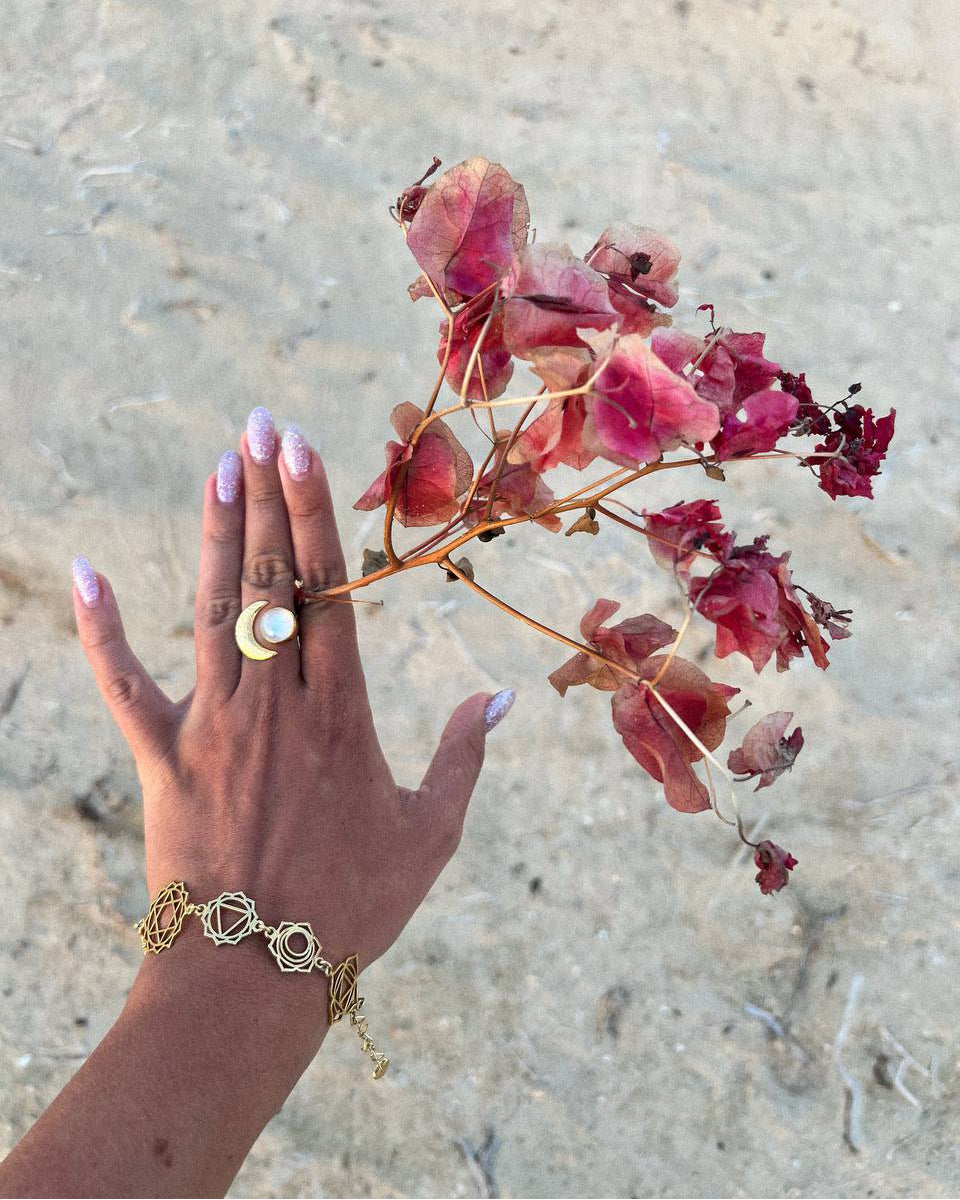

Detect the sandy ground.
[{"left": 1, "top": 0, "right": 959, "bottom": 1196}]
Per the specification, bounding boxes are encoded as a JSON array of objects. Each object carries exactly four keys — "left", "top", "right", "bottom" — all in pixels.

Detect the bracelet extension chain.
[{"left": 135, "top": 881, "right": 389, "bottom": 1080}]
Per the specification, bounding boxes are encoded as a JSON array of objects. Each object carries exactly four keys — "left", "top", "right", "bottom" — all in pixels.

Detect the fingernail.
[
  {"left": 282, "top": 424, "right": 312, "bottom": 481},
  {"left": 483, "top": 688, "right": 516, "bottom": 731},
  {"left": 246, "top": 406, "right": 276, "bottom": 464},
  {"left": 217, "top": 450, "right": 242, "bottom": 503},
  {"left": 72, "top": 555, "right": 101, "bottom": 607}
]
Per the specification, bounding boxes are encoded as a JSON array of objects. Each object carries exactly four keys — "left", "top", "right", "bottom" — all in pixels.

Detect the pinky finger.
[{"left": 71, "top": 557, "right": 178, "bottom": 763}]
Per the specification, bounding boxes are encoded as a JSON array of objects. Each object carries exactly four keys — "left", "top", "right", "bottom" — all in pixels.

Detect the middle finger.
[{"left": 239, "top": 406, "right": 299, "bottom": 681}]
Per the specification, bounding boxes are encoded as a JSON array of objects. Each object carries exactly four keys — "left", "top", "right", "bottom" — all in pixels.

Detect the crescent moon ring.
[{"left": 234, "top": 600, "right": 298, "bottom": 661}]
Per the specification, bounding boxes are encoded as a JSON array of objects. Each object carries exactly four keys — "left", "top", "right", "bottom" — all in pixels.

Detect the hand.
[{"left": 70, "top": 407, "right": 515, "bottom": 1023}]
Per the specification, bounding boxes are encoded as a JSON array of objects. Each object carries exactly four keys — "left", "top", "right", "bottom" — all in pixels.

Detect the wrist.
[{"left": 129, "top": 917, "right": 331, "bottom": 1057}]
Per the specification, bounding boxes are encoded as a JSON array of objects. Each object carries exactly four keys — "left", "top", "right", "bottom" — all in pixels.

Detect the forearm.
[{"left": 0, "top": 927, "right": 327, "bottom": 1198}]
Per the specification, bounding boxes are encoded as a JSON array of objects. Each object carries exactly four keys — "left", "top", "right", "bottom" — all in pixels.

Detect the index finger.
[{"left": 278, "top": 425, "right": 363, "bottom": 692}]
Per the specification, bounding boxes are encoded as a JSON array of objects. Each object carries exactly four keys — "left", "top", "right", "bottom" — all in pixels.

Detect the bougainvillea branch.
[{"left": 309, "top": 156, "right": 896, "bottom": 896}]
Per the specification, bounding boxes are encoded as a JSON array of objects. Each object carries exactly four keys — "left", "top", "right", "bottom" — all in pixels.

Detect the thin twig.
[{"left": 833, "top": 974, "right": 866, "bottom": 1153}]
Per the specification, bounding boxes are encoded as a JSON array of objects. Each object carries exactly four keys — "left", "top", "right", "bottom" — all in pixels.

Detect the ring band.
[{"left": 235, "top": 600, "right": 299, "bottom": 660}]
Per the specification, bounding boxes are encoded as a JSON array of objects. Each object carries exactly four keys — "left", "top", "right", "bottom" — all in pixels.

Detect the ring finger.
[{"left": 238, "top": 406, "right": 299, "bottom": 682}]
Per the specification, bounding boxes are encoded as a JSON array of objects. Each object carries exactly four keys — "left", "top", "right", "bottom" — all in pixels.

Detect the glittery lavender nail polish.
[
  {"left": 71, "top": 555, "right": 101, "bottom": 607},
  {"left": 483, "top": 688, "right": 516, "bottom": 732},
  {"left": 246, "top": 406, "right": 276, "bottom": 464},
  {"left": 216, "top": 450, "right": 242, "bottom": 503},
  {"left": 282, "top": 424, "right": 312, "bottom": 481}
]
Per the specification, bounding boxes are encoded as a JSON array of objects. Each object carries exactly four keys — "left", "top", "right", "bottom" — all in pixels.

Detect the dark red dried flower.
[
  {"left": 688, "top": 540, "right": 829, "bottom": 674},
  {"left": 754, "top": 840, "right": 798, "bottom": 895},
  {"left": 812, "top": 405, "right": 896, "bottom": 500},
  {"left": 778, "top": 370, "right": 830, "bottom": 436}
]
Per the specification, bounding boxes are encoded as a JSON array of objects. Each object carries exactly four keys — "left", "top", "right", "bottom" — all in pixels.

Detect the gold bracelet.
[{"left": 134, "top": 881, "right": 389, "bottom": 1080}]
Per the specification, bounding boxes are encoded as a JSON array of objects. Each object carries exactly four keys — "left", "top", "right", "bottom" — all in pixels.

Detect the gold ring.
[{"left": 234, "top": 600, "right": 299, "bottom": 660}]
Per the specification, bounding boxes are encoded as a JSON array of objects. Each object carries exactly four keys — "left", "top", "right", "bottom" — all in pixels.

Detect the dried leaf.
[
  {"left": 565, "top": 513, "right": 600, "bottom": 537},
  {"left": 362, "top": 547, "right": 389, "bottom": 576},
  {"left": 445, "top": 556, "right": 475, "bottom": 583}
]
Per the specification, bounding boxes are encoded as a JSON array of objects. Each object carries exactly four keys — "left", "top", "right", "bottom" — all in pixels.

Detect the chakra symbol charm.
[
  {"left": 136, "top": 881, "right": 190, "bottom": 955},
  {"left": 201, "top": 891, "right": 259, "bottom": 946},
  {"left": 267, "top": 921, "right": 324, "bottom": 973}
]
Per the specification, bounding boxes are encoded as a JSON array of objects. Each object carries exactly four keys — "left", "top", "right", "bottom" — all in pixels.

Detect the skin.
[{"left": 0, "top": 419, "right": 508, "bottom": 1198}]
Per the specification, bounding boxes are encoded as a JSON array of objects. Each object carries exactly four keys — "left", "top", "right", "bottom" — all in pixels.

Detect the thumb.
[
  {"left": 416, "top": 688, "right": 517, "bottom": 834},
  {"left": 71, "top": 556, "right": 177, "bottom": 762}
]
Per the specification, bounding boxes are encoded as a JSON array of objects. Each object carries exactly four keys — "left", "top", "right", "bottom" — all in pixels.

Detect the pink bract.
[
  {"left": 501, "top": 243, "right": 618, "bottom": 356},
  {"left": 585, "top": 222, "right": 681, "bottom": 309},
  {"left": 711, "top": 389, "right": 799, "bottom": 460},
  {"left": 406, "top": 157, "right": 530, "bottom": 301},
  {"left": 353, "top": 402, "right": 473, "bottom": 527},
  {"left": 727, "top": 711, "right": 804, "bottom": 791},
  {"left": 582, "top": 330, "right": 721, "bottom": 467},
  {"left": 439, "top": 298, "right": 514, "bottom": 400},
  {"left": 611, "top": 656, "right": 739, "bottom": 813},
  {"left": 549, "top": 599, "right": 677, "bottom": 695},
  {"left": 465, "top": 441, "right": 563, "bottom": 532}
]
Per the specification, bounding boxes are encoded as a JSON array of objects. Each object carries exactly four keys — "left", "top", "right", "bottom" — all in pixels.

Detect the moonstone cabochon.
[{"left": 258, "top": 605, "right": 297, "bottom": 644}]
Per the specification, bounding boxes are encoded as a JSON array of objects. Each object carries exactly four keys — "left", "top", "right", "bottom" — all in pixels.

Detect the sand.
[{"left": 1, "top": 0, "right": 959, "bottom": 1195}]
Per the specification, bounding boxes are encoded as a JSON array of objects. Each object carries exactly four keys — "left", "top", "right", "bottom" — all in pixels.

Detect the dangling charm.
[{"left": 330, "top": 954, "right": 390, "bottom": 1079}]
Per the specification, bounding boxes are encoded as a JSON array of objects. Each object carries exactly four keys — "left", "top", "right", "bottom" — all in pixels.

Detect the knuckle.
[
  {"left": 106, "top": 671, "right": 141, "bottom": 709},
  {"left": 243, "top": 550, "right": 294, "bottom": 590},
  {"left": 285, "top": 491, "right": 328, "bottom": 522},
  {"left": 82, "top": 625, "right": 122, "bottom": 653},
  {"left": 250, "top": 487, "right": 285, "bottom": 510},
  {"left": 206, "top": 524, "right": 240, "bottom": 546},
  {"left": 199, "top": 594, "right": 241, "bottom": 628},
  {"left": 299, "top": 560, "right": 345, "bottom": 593}
]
